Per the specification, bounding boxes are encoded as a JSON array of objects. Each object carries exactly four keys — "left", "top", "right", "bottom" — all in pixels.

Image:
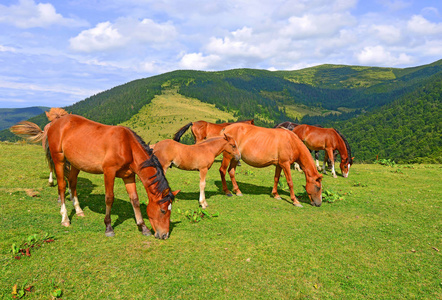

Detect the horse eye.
[{"left": 160, "top": 208, "right": 166, "bottom": 214}]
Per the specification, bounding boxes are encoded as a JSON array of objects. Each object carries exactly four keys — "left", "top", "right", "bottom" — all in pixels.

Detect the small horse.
[
  {"left": 276, "top": 122, "right": 353, "bottom": 178},
  {"left": 153, "top": 134, "right": 240, "bottom": 209},
  {"left": 23, "top": 113, "right": 178, "bottom": 239},
  {"left": 10, "top": 108, "right": 69, "bottom": 186},
  {"left": 174, "top": 119, "right": 254, "bottom": 143},
  {"left": 219, "top": 123, "right": 323, "bottom": 207}
]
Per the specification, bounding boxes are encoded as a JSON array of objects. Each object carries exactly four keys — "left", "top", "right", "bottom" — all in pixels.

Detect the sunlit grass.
[{"left": 1, "top": 143, "right": 441, "bottom": 299}]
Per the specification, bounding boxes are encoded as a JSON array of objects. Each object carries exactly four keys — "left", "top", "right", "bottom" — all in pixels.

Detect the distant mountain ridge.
[
  {"left": 1, "top": 59, "right": 441, "bottom": 163},
  {"left": 0, "top": 106, "right": 49, "bottom": 131}
]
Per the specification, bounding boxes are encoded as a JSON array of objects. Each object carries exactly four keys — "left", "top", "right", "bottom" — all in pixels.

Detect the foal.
[{"left": 153, "top": 134, "right": 240, "bottom": 208}]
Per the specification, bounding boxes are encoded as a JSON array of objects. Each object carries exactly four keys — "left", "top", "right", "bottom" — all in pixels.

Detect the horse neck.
[
  {"left": 296, "top": 145, "right": 319, "bottom": 178},
  {"left": 205, "top": 137, "right": 227, "bottom": 157},
  {"left": 334, "top": 132, "right": 349, "bottom": 162}
]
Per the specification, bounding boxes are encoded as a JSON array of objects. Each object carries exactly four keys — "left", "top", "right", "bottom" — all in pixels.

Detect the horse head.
[
  {"left": 304, "top": 174, "right": 323, "bottom": 207},
  {"left": 340, "top": 156, "right": 353, "bottom": 178},
  {"left": 223, "top": 133, "right": 241, "bottom": 161},
  {"left": 147, "top": 189, "right": 179, "bottom": 239}
]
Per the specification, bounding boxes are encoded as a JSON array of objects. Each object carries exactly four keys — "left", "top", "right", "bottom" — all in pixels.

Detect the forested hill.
[{"left": 1, "top": 59, "right": 441, "bottom": 163}]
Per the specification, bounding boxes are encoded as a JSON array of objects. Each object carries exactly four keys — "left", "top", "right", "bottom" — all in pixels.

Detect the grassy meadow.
[{"left": 1, "top": 142, "right": 441, "bottom": 299}]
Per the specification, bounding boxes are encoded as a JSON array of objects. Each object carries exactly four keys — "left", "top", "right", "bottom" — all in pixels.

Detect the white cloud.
[
  {"left": 0, "top": 45, "right": 17, "bottom": 52},
  {"left": 356, "top": 45, "right": 413, "bottom": 66},
  {"left": 179, "top": 53, "right": 221, "bottom": 70},
  {"left": 371, "top": 25, "right": 403, "bottom": 44},
  {"left": 0, "top": 0, "right": 87, "bottom": 28},
  {"left": 69, "top": 22, "right": 126, "bottom": 52},
  {"left": 70, "top": 18, "right": 177, "bottom": 53},
  {"left": 280, "top": 13, "right": 356, "bottom": 39},
  {"left": 407, "top": 15, "right": 442, "bottom": 35}
]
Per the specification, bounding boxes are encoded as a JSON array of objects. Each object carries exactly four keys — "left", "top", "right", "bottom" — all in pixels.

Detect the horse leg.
[
  {"left": 219, "top": 154, "right": 233, "bottom": 196},
  {"left": 272, "top": 165, "right": 282, "bottom": 200},
  {"left": 326, "top": 149, "right": 337, "bottom": 178},
  {"left": 315, "top": 151, "right": 321, "bottom": 171},
  {"left": 52, "top": 154, "right": 70, "bottom": 226},
  {"left": 228, "top": 159, "right": 242, "bottom": 196},
  {"left": 68, "top": 166, "right": 85, "bottom": 217},
  {"left": 199, "top": 168, "right": 209, "bottom": 209},
  {"left": 123, "top": 175, "right": 151, "bottom": 236},
  {"left": 103, "top": 170, "right": 116, "bottom": 237},
  {"left": 282, "top": 163, "right": 302, "bottom": 207}
]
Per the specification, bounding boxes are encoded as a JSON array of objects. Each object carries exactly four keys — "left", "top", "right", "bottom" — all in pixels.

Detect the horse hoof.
[
  {"left": 226, "top": 193, "right": 233, "bottom": 197},
  {"left": 105, "top": 231, "right": 115, "bottom": 237},
  {"left": 274, "top": 196, "right": 282, "bottom": 200},
  {"left": 293, "top": 203, "right": 303, "bottom": 208},
  {"left": 333, "top": 175, "right": 338, "bottom": 178},
  {"left": 236, "top": 193, "right": 243, "bottom": 197},
  {"left": 61, "top": 221, "right": 70, "bottom": 227},
  {"left": 142, "top": 230, "right": 152, "bottom": 236},
  {"left": 76, "top": 212, "right": 85, "bottom": 217}
]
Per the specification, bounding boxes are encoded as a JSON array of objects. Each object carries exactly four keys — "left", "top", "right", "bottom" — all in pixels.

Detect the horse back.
[{"left": 47, "top": 114, "right": 135, "bottom": 174}]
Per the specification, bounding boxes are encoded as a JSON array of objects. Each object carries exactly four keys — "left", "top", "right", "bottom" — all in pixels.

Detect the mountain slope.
[{"left": 0, "top": 106, "right": 49, "bottom": 130}]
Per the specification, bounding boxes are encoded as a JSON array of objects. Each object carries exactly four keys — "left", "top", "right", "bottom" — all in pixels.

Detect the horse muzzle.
[{"left": 154, "top": 231, "right": 169, "bottom": 240}]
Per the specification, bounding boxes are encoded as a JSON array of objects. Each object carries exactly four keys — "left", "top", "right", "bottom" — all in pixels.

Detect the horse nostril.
[{"left": 162, "top": 233, "right": 169, "bottom": 239}]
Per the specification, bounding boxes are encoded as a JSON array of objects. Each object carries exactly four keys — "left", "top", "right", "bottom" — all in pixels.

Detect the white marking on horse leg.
[
  {"left": 322, "top": 161, "right": 327, "bottom": 174},
  {"left": 199, "top": 180, "right": 208, "bottom": 209},
  {"left": 72, "top": 196, "right": 84, "bottom": 216},
  {"left": 60, "top": 203, "right": 70, "bottom": 226},
  {"left": 316, "top": 159, "right": 320, "bottom": 168},
  {"left": 332, "top": 165, "right": 337, "bottom": 178},
  {"left": 48, "top": 171, "right": 53, "bottom": 185}
]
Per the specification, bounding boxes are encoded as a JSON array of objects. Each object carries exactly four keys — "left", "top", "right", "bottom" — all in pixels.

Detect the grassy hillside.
[
  {"left": 1, "top": 60, "right": 441, "bottom": 162},
  {"left": 120, "top": 87, "right": 235, "bottom": 143}
]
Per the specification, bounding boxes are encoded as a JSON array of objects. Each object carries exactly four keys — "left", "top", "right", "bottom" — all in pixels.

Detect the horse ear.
[
  {"left": 223, "top": 133, "right": 232, "bottom": 140},
  {"left": 172, "top": 190, "right": 180, "bottom": 196}
]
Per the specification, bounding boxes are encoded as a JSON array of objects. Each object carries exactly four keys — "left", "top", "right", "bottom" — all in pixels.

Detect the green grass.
[{"left": 1, "top": 143, "right": 441, "bottom": 299}]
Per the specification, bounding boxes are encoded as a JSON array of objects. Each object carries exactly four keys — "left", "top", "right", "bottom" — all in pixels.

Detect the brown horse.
[
  {"left": 276, "top": 122, "right": 353, "bottom": 178},
  {"left": 219, "top": 123, "right": 323, "bottom": 207},
  {"left": 10, "top": 108, "right": 69, "bottom": 186},
  {"left": 40, "top": 113, "right": 178, "bottom": 239},
  {"left": 153, "top": 134, "right": 241, "bottom": 209},
  {"left": 174, "top": 119, "right": 254, "bottom": 143}
]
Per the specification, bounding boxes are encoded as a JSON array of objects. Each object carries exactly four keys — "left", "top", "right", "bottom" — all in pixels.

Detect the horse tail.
[
  {"left": 173, "top": 122, "right": 192, "bottom": 142},
  {"left": 10, "top": 121, "right": 45, "bottom": 143},
  {"left": 333, "top": 128, "right": 353, "bottom": 164}
]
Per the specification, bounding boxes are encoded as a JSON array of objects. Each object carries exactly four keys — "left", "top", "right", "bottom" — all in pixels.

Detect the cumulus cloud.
[
  {"left": 0, "top": 0, "right": 87, "bottom": 28},
  {"left": 407, "top": 15, "right": 442, "bottom": 35},
  {"left": 70, "top": 18, "right": 177, "bottom": 53},
  {"left": 179, "top": 53, "right": 221, "bottom": 70},
  {"left": 356, "top": 45, "right": 413, "bottom": 66}
]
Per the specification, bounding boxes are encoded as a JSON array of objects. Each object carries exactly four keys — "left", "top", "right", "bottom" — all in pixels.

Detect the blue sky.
[{"left": 1, "top": 0, "right": 441, "bottom": 108}]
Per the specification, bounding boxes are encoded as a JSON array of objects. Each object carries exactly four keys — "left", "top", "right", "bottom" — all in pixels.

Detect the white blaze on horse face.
[{"left": 168, "top": 203, "right": 172, "bottom": 211}]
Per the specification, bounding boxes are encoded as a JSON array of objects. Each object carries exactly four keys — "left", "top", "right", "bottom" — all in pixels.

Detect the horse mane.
[
  {"left": 333, "top": 128, "right": 353, "bottom": 165},
  {"left": 46, "top": 107, "right": 68, "bottom": 121},
  {"left": 130, "top": 129, "right": 175, "bottom": 204}
]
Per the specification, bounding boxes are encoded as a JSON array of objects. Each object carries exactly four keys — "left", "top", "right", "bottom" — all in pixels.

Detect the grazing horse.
[
  {"left": 174, "top": 119, "right": 254, "bottom": 143},
  {"left": 276, "top": 122, "right": 353, "bottom": 178},
  {"left": 10, "top": 108, "right": 68, "bottom": 186},
  {"left": 219, "top": 123, "right": 323, "bottom": 207},
  {"left": 37, "top": 113, "right": 178, "bottom": 239},
  {"left": 152, "top": 134, "right": 241, "bottom": 209}
]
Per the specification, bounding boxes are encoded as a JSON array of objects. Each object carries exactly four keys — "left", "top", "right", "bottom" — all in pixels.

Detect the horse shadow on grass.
[
  {"left": 65, "top": 177, "right": 179, "bottom": 235},
  {"left": 176, "top": 180, "right": 310, "bottom": 206}
]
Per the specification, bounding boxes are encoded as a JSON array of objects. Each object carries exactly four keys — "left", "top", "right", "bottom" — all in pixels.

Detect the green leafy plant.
[
  {"left": 12, "top": 281, "right": 33, "bottom": 299},
  {"left": 176, "top": 208, "right": 219, "bottom": 223},
  {"left": 10, "top": 233, "right": 55, "bottom": 259},
  {"left": 375, "top": 158, "right": 396, "bottom": 167},
  {"left": 322, "top": 189, "right": 346, "bottom": 203},
  {"left": 50, "top": 279, "right": 63, "bottom": 300}
]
